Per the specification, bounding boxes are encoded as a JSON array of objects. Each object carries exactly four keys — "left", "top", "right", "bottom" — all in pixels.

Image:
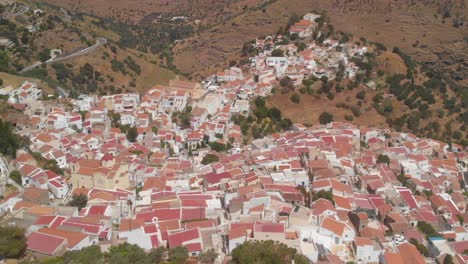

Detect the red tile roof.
[
  {"left": 254, "top": 222, "right": 285, "bottom": 233},
  {"left": 27, "top": 232, "right": 65, "bottom": 255},
  {"left": 167, "top": 228, "right": 200, "bottom": 248}
]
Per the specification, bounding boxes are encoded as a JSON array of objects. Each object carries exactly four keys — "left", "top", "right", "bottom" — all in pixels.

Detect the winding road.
[
  {"left": 3, "top": 3, "right": 29, "bottom": 19},
  {"left": 20, "top": 37, "right": 107, "bottom": 73}
]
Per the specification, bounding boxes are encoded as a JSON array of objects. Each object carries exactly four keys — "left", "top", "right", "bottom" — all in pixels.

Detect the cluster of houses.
[
  {"left": 1, "top": 12, "right": 468, "bottom": 264},
  {"left": 207, "top": 13, "right": 367, "bottom": 102},
  {"left": 2, "top": 116, "right": 468, "bottom": 263},
  {"left": 0, "top": 81, "right": 43, "bottom": 104}
]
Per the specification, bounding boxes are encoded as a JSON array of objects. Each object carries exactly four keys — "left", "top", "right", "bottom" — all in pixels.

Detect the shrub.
[
  {"left": 319, "top": 112, "right": 334, "bottom": 124},
  {"left": 0, "top": 226, "right": 26, "bottom": 258},
  {"left": 201, "top": 154, "right": 219, "bottom": 165},
  {"left": 356, "top": 90, "right": 366, "bottom": 100},
  {"left": 290, "top": 94, "right": 300, "bottom": 104}
]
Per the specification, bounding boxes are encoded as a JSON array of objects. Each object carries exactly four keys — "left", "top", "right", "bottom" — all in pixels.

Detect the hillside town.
[{"left": 0, "top": 12, "right": 467, "bottom": 264}]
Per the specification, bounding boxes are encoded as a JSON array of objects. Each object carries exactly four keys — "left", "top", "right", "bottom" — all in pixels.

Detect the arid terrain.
[{"left": 39, "top": 0, "right": 467, "bottom": 86}]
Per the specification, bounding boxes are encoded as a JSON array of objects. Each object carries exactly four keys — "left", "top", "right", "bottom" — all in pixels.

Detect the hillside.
[
  {"left": 0, "top": 1, "right": 181, "bottom": 96},
  {"left": 38, "top": 0, "right": 270, "bottom": 24},
  {"left": 37, "top": 0, "right": 466, "bottom": 86},
  {"left": 171, "top": 0, "right": 467, "bottom": 86},
  {"left": 5, "top": 0, "right": 466, "bottom": 145}
]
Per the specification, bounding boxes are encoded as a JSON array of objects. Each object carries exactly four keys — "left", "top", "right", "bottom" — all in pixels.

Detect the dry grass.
[
  {"left": 267, "top": 88, "right": 389, "bottom": 128},
  {"left": 65, "top": 45, "right": 179, "bottom": 93},
  {"left": 39, "top": 0, "right": 267, "bottom": 24},
  {"left": 0, "top": 72, "right": 54, "bottom": 94}
]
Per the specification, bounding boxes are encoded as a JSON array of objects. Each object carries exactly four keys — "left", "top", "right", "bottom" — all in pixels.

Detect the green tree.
[
  {"left": 319, "top": 112, "right": 333, "bottom": 124},
  {"left": 0, "top": 119, "right": 20, "bottom": 158},
  {"left": 52, "top": 63, "right": 72, "bottom": 82},
  {"left": 271, "top": 49, "right": 284, "bottom": 57},
  {"left": 44, "top": 160, "right": 64, "bottom": 175},
  {"left": 0, "top": 226, "right": 26, "bottom": 258},
  {"left": 377, "top": 154, "right": 390, "bottom": 166},
  {"left": 231, "top": 240, "right": 309, "bottom": 264},
  {"left": 126, "top": 126, "right": 138, "bottom": 142},
  {"left": 290, "top": 94, "right": 300, "bottom": 104},
  {"left": 168, "top": 246, "right": 188, "bottom": 264},
  {"left": 312, "top": 190, "right": 334, "bottom": 204},
  {"left": 198, "top": 248, "right": 218, "bottom": 264},
  {"left": 62, "top": 245, "right": 104, "bottom": 264},
  {"left": 409, "top": 238, "right": 428, "bottom": 257},
  {"left": 269, "top": 107, "right": 282, "bottom": 122},
  {"left": 254, "top": 97, "right": 266, "bottom": 108},
  {"left": 0, "top": 51, "right": 11, "bottom": 72},
  {"left": 148, "top": 247, "right": 167, "bottom": 263},
  {"left": 9, "top": 170, "right": 22, "bottom": 185},
  {"left": 443, "top": 255, "right": 454, "bottom": 264},
  {"left": 417, "top": 221, "right": 441, "bottom": 237},
  {"left": 38, "top": 48, "right": 51, "bottom": 62},
  {"left": 106, "top": 243, "right": 150, "bottom": 264},
  {"left": 68, "top": 194, "right": 88, "bottom": 211},
  {"left": 280, "top": 77, "right": 294, "bottom": 89},
  {"left": 201, "top": 154, "right": 219, "bottom": 165},
  {"left": 209, "top": 142, "right": 230, "bottom": 152}
]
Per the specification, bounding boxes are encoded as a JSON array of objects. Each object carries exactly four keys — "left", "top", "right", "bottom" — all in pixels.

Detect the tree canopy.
[
  {"left": 198, "top": 248, "right": 218, "bottom": 264},
  {"left": 21, "top": 243, "right": 185, "bottom": 264},
  {"left": 201, "top": 154, "right": 219, "bottom": 165},
  {"left": 231, "top": 240, "right": 309, "bottom": 264},
  {"left": 0, "top": 119, "right": 20, "bottom": 158},
  {"left": 319, "top": 112, "right": 334, "bottom": 124},
  {"left": 271, "top": 49, "right": 284, "bottom": 57},
  {"left": 9, "top": 170, "right": 22, "bottom": 185},
  {"left": 377, "top": 154, "right": 390, "bottom": 166},
  {"left": 0, "top": 225, "right": 26, "bottom": 258},
  {"left": 126, "top": 126, "right": 138, "bottom": 142},
  {"left": 68, "top": 194, "right": 88, "bottom": 211}
]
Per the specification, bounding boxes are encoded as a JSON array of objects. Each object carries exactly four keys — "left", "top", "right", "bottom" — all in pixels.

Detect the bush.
[
  {"left": 38, "top": 48, "right": 51, "bottom": 62},
  {"left": 290, "top": 94, "right": 300, "bottom": 104},
  {"left": 0, "top": 119, "right": 20, "bottom": 158},
  {"left": 356, "top": 90, "right": 366, "bottom": 100},
  {"left": 9, "top": 170, "right": 22, "bottom": 185},
  {"left": 271, "top": 49, "right": 284, "bottom": 57},
  {"left": 417, "top": 221, "right": 441, "bottom": 237},
  {"left": 344, "top": 115, "right": 354, "bottom": 121},
  {"left": 319, "top": 112, "right": 334, "bottom": 124},
  {"left": 201, "top": 154, "right": 219, "bottom": 165},
  {"left": 0, "top": 226, "right": 26, "bottom": 258},
  {"left": 231, "top": 240, "right": 309, "bottom": 264},
  {"left": 126, "top": 126, "right": 138, "bottom": 142},
  {"left": 68, "top": 194, "right": 88, "bottom": 211}
]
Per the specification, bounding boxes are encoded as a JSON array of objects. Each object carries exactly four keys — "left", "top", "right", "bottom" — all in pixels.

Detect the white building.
[
  {"left": 8, "top": 81, "right": 42, "bottom": 104},
  {"left": 354, "top": 237, "right": 383, "bottom": 263},
  {"left": 48, "top": 176, "right": 69, "bottom": 199}
]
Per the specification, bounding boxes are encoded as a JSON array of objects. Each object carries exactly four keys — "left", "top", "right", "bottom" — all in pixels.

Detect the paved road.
[
  {"left": 3, "top": 4, "right": 29, "bottom": 19},
  {"left": 20, "top": 37, "right": 107, "bottom": 73},
  {"left": 56, "top": 86, "right": 69, "bottom": 98}
]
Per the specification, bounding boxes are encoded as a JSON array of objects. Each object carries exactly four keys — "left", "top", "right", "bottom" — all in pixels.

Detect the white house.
[
  {"left": 231, "top": 100, "right": 250, "bottom": 116},
  {"left": 318, "top": 216, "right": 355, "bottom": 244},
  {"left": 160, "top": 91, "right": 188, "bottom": 113},
  {"left": 216, "top": 67, "right": 244, "bottom": 82},
  {"left": 8, "top": 81, "right": 42, "bottom": 104},
  {"left": 354, "top": 237, "right": 383, "bottom": 263},
  {"left": 48, "top": 176, "right": 69, "bottom": 199}
]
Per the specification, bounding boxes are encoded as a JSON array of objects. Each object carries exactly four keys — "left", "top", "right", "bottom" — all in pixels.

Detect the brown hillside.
[
  {"left": 172, "top": 0, "right": 466, "bottom": 85},
  {"left": 39, "top": 0, "right": 467, "bottom": 85},
  {"left": 39, "top": 0, "right": 268, "bottom": 24}
]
